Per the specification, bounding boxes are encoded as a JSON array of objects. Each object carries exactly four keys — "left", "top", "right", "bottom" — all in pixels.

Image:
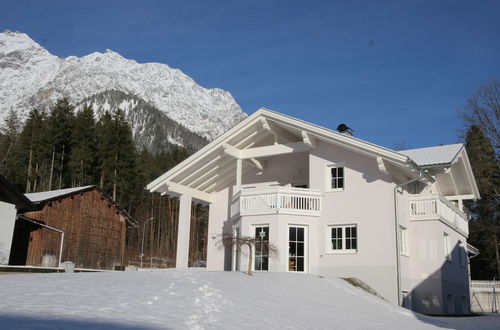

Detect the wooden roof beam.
[{"left": 161, "top": 181, "right": 212, "bottom": 203}]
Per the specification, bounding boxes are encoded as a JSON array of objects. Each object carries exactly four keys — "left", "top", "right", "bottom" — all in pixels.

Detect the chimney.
[{"left": 337, "top": 123, "right": 353, "bottom": 136}]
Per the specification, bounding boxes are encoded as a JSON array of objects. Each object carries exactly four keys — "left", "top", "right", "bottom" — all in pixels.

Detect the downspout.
[{"left": 394, "top": 178, "right": 420, "bottom": 306}]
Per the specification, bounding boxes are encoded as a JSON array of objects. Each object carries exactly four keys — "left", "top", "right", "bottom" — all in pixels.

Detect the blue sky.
[{"left": 1, "top": 0, "right": 499, "bottom": 149}]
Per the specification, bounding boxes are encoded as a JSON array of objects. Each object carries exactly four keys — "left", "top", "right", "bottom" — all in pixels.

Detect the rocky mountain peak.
[{"left": 0, "top": 31, "right": 247, "bottom": 145}]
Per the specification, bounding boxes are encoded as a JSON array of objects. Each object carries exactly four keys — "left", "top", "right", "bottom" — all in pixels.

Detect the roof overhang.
[
  {"left": 421, "top": 147, "right": 480, "bottom": 200},
  {"left": 147, "top": 108, "right": 433, "bottom": 201}
]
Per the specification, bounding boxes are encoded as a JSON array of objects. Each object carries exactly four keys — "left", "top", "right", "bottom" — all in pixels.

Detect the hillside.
[
  {"left": 0, "top": 30, "right": 247, "bottom": 149},
  {"left": 0, "top": 269, "right": 497, "bottom": 329}
]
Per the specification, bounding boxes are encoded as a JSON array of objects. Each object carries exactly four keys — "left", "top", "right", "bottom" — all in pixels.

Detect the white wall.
[
  {"left": 205, "top": 139, "right": 470, "bottom": 313},
  {"left": 206, "top": 187, "right": 231, "bottom": 271},
  {"left": 309, "top": 140, "right": 399, "bottom": 304},
  {"left": 0, "top": 201, "right": 17, "bottom": 264}
]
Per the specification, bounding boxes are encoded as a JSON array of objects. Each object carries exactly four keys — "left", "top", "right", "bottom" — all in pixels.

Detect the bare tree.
[
  {"left": 460, "top": 80, "right": 500, "bottom": 153},
  {"left": 221, "top": 233, "right": 279, "bottom": 276},
  {"left": 0, "top": 109, "right": 21, "bottom": 166}
]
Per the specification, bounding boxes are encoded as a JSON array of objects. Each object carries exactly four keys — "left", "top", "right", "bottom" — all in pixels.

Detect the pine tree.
[
  {"left": 46, "top": 98, "right": 75, "bottom": 190},
  {"left": 465, "top": 125, "right": 500, "bottom": 279},
  {"left": 96, "top": 109, "right": 138, "bottom": 206},
  {"left": 69, "top": 105, "right": 97, "bottom": 186},
  {"left": 0, "top": 109, "right": 21, "bottom": 170}
]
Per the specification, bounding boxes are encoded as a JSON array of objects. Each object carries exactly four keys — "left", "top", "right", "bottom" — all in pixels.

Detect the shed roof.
[
  {"left": 399, "top": 144, "right": 463, "bottom": 167},
  {"left": 25, "top": 186, "right": 136, "bottom": 226},
  {"left": 25, "top": 186, "right": 94, "bottom": 203}
]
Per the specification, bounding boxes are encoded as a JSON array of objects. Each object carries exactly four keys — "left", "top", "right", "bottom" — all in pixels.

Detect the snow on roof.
[
  {"left": 25, "top": 186, "right": 94, "bottom": 203},
  {"left": 399, "top": 143, "right": 463, "bottom": 167}
]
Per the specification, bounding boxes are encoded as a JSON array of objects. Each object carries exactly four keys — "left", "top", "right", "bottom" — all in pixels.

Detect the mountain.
[
  {"left": 76, "top": 90, "right": 208, "bottom": 152},
  {"left": 0, "top": 30, "right": 247, "bottom": 149}
]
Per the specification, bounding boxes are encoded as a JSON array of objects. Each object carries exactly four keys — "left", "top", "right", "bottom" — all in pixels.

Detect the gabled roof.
[
  {"left": 147, "top": 108, "right": 434, "bottom": 202},
  {"left": 399, "top": 144, "right": 463, "bottom": 167},
  {"left": 24, "top": 185, "right": 136, "bottom": 225},
  {"left": 400, "top": 143, "right": 479, "bottom": 199}
]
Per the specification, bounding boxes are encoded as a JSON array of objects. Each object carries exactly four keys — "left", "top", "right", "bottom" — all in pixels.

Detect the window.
[
  {"left": 444, "top": 232, "right": 452, "bottom": 261},
  {"left": 446, "top": 293, "right": 455, "bottom": 314},
  {"left": 328, "top": 225, "right": 357, "bottom": 253},
  {"left": 254, "top": 226, "right": 269, "bottom": 271},
  {"left": 402, "top": 291, "right": 412, "bottom": 309},
  {"left": 461, "top": 296, "right": 468, "bottom": 314},
  {"left": 399, "top": 226, "right": 409, "bottom": 256},
  {"left": 289, "top": 226, "right": 306, "bottom": 272},
  {"left": 327, "top": 165, "right": 345, "bottom": 191}
]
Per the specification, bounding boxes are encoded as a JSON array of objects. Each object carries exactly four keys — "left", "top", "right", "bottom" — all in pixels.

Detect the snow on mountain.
[
  {"left": 77, "top": 90, "right": 208, "bottom": 152},
  {"left": 0, "top": 30, "right": 247, "bottom": 142}
]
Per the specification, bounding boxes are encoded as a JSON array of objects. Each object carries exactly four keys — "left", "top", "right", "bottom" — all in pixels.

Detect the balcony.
[
  {"left": 231, "top": 187, "right": 322, "bottom": 218},
  {"left": 409, "top": 194, "right": 469, "bottom": 236}
]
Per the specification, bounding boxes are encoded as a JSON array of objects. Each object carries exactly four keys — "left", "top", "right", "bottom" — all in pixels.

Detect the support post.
[
  {"left": 236, "top": 158, "right": 242, "bottom": 192},
  {"left": 176, "top": 194, "right": 192, "bottom": 268}
]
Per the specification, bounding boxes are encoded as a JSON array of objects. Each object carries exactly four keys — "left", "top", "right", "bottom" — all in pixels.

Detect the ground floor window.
[
  {"left": 399, "top": 226, "right": 409, "bottom": 256},
  {"left": 461, "top": 295, "right": 468, "bottom": 314},
  {"left": 447, "top": 293, "right": 455, "bottom": 314},
  {"left": 328, "top": 224, "right": 357, "bottom": 253},
  {"left": 254, "top": 225, "right": 269, "bottom": 271},
  {"left": 402, "top": 291, "right": 412, "bottom": 309},
  {"left": 289, "top": 226, "right": 306, "bottom": 272}
]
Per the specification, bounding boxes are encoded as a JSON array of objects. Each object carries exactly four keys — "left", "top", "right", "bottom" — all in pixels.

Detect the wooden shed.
[{"left": 10, "top": 186, "right": 134, "bottom": 270}]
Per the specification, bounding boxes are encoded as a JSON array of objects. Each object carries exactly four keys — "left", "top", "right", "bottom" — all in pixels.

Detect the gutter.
[{"left": 393, "top": 178, "right": 421, "bottom": 306}]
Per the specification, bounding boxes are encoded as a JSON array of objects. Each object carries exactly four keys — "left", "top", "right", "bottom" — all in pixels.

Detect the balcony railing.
[
  {"left": 409, "top": 194, "right": 469, "bottom": 236},
  {"left": 231, "top": 187, "right": 322, "bottom": 218}
]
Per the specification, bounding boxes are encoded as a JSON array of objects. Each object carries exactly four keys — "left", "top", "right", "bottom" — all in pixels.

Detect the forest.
[
  {"left": 0, "top": 98, "right": 208, "bottom": 267},
  {"left": 0, "top": 81, "right": 498, "bottom": 277}
]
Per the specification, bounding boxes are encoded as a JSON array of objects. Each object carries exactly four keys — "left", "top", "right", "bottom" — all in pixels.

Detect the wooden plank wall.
[{"left": 21, "top": 189, "right": 126, "bottom": 270}]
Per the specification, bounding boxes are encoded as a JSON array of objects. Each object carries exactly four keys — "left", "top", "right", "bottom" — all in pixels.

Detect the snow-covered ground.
[{"left": 0, "top": 269, "right": 498, "bottom": 329}]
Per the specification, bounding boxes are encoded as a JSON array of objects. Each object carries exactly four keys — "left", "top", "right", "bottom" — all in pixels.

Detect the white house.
[{"left": 147, "top": 108, "right": 479, "bottom": 315}]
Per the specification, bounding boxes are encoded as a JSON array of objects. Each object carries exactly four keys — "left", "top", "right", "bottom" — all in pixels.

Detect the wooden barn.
[{"left": 9, "top": 186, "right": 134, "bottom": 270}]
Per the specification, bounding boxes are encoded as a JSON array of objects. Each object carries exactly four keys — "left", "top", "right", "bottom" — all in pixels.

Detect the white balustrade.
[
  {"left": 231, "top": 187, "right": 321, "bottom": 217},
  {"left": 409, "top": 194, "right": 469, "bottom": 236}
]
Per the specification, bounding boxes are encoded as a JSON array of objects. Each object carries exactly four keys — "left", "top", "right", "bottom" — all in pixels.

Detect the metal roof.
[
  {"left": 399, "top": 144, "right": 463, "bottom": 167},
  {"left": 25, "top": 186, "right": 94, "bottom": 203}
]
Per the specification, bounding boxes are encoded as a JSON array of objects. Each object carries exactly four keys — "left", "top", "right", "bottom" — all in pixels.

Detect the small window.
[
  {"left": 447, "top": 293, "right": 455, "bottom": 314},
  {"left": 444, "top": 232, "right": 452, "bottom": 261},
  {"left": 399, "top": 226, "right": 409, "bottom": 256},
  {"left": 402, "top": 291, "right": 412, "bottom": 309},
  {"left": 328, "top": 225, "right": 357, "bottom": 253},
  {"left": 327, "top": 165, "right": 345, "bottom": 191},
  {"left": 461, "top": 296, "right": 468, "bottom": 314}
]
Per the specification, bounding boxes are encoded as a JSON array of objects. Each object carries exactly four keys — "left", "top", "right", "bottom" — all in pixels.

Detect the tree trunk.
[
  {"left": 49, "top": 147, "right": 55, "bottom": 190},
  {"left": 247, "top": 243, "right": 253, "bottom": 276},
  {"left": 113, "top": 155, "right": 117, "bottom": 201},
  {"left": 26, "top": 146, "right": 33, "bottom": 193},
  {"left": 494, "top": 234, "right": 500, "bottom": 278},
  {"left": 58, "top": 144, "right": 65, "bottom": 189}
]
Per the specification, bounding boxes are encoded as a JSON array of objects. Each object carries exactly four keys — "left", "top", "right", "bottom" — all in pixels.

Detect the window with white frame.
[
  {"left": 328, "top": 224, "right": 357, "bottom": 253},
  {"left": 399, "top": 226, "right": 409, "bottom": 256},
  {"left": 327, "top": 165, "right": 345, "bottom": 191},
  {"left": 444, "top": 232, "right": 452, "bottom": 261}
]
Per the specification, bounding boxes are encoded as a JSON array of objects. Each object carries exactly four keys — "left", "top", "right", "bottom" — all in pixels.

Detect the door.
[
  {"left": 254, "top": 225, "right": 269, "bottom": 271},
  {"left": 288, "top": 226, "right": 307, "bottom": 272}
]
